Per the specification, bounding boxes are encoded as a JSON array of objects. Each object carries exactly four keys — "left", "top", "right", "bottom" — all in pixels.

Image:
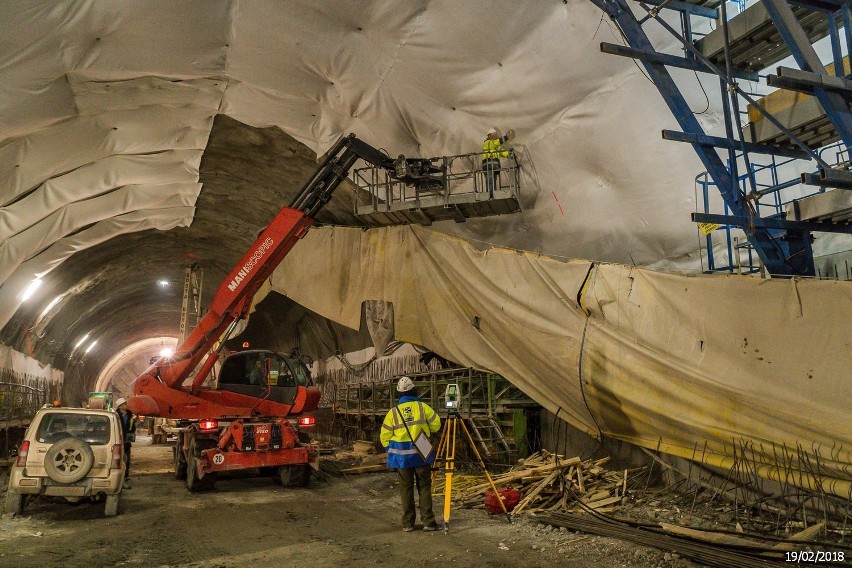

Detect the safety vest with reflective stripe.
[
  {"left": 481, "top": 137, "right": 509, "bottom": 162},
  {"left": 381, "top": 395, "right": 441, "bottom": 468}
]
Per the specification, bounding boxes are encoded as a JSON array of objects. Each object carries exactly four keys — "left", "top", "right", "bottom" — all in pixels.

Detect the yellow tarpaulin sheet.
[{"left": 268, "top": 225, "right": 852, "bottom": 497}]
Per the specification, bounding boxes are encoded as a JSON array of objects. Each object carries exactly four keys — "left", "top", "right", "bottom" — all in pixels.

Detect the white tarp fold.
[
  {"left": 0, "top": 150, "right": 202, "bottom": 240},
  {"left": 0, "top": 183, "right": 201, "bottom": 282},
  {"left": 0, "top": 207, "right": 198, "bottom": 329}
]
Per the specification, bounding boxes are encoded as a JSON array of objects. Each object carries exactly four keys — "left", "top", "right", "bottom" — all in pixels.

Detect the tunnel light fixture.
[
  {"left": 73, "top": 334, "right": 90, "bottom": 350},
  {"left": 160, "top": 347, "right": 174, "bottom": 358},
  {"left": 39, "top": 296, "right": 62, "bottom": 319},
  {"left": 21, "top": 278, "right": 42, "bottom": 301},
  {"left": 84, "top": 340, "right": 98, "bottom": 354},
  {"left": 158, "top": 280, "right": 169, "bottom": 287}
]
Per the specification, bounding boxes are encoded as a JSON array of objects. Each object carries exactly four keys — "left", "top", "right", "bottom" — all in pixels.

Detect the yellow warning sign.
[{"left": 698, "top": 222, "right": 722, "bottom": 235}]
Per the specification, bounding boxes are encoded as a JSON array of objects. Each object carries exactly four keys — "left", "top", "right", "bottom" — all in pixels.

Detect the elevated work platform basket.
[{"left": 352, "top": 151, "right": 522, "bottom": 227}]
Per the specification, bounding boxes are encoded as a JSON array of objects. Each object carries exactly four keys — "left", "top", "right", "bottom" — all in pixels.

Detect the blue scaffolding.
[{"left": 590, "top": 0, "right": 852, "bottom": 277}]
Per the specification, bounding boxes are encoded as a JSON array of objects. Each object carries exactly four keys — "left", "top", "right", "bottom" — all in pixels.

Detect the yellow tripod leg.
[
  {"left": 442, "top": 416, "right": 457, "bottom": 533},
  {"left": 431, "top": 419, "right": 449, "bottom": 487}
]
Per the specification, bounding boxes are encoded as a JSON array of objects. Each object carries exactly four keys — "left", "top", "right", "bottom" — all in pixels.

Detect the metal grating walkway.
[{"left": 696, "top": 2, "right": 830, "bottom": 73}]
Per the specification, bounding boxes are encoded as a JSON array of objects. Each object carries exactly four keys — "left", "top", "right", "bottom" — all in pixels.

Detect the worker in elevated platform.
[
  {"left": 481, "top": 127, "right": 514, "bottom": 198},
  {"left": 381, "top": 376, "right": 441, "bottom": 532}
]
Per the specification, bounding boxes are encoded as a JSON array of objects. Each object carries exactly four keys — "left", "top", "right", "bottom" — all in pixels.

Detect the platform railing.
[
  {"left": 352, "top": 150, "right": 521, "bottom": 214},
  {"left": 696, "top": 141, "right": 849, "bottom": 276}
]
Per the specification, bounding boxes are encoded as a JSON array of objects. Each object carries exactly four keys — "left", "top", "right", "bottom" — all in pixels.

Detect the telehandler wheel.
[
  {"left": 278, "top": 464, "right": 311, "bottom": 487},
  {"left": 173, "top": 437, "right": 187, "bottom": 480},
  {"left": 186, "top": 435, "right": 217, "bottom": 493}
]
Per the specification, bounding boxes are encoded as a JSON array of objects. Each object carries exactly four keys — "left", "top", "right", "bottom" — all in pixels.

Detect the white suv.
[{"left": 4, "top": 406, "right": 125, "bottom": 517}]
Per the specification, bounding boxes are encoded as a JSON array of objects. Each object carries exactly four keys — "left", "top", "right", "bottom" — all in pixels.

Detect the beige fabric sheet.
[
  {"left": 584, "top": 265, "right": 851, "bottom": 497},
  {"left": 269, "top": 225, "right": 851, "bottom": 496},
  {"left": 269, "top": 225, "right": 597, "bottom": 432}
]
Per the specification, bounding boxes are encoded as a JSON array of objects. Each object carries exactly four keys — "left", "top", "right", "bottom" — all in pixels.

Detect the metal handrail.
[
  {"left": 0, "top": 380, "right": 48, "bottom": 422},
  {"left": 352, "top": 150, "right": 522, "bottom": 212}
]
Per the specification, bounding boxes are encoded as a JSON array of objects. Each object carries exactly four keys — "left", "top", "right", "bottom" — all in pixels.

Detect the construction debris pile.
[
  {"left": 437, "top": 448, "right": 851, "bottom": 567},
  {"left": 436, "top": 450, "right": 638, "bottom": 516}
]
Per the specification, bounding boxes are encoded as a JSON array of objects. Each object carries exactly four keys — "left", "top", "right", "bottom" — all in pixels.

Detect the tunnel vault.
[{"left": 0, "top": 116, "right": 364, "bottom": 397}]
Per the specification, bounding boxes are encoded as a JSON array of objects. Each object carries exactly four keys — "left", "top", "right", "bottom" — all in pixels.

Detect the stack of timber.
[{"left": 451, "top": 450, "right": 641, "bottom": 516}]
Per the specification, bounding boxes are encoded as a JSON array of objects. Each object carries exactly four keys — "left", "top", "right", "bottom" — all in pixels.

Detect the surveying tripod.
[{"left": 433, "top": 410, "right": 511, "bottom": 533}]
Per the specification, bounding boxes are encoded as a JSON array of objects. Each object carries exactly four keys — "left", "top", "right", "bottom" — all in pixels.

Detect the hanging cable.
[{"left": 692, "top": 72, "right": 711, "bottom": 115}]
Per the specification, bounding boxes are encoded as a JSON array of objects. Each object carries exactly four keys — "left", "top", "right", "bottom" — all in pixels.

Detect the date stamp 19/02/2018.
[{"left": 784, "top": 550, "right": 845, "bottom": 564}]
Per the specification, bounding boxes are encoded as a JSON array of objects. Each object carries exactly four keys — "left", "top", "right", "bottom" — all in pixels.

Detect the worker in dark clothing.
[
  {"left": 481, "top": 127, "right": 514, "bottom": 197},
  {"left": 247, "top": 359, "right": 265, "bottom": 385},
  {"left": 114, "top": 397, "right": 137, "bottom": 488}
]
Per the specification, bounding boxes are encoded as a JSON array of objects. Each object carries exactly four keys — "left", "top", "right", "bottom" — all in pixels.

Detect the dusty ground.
[{"left": 1, "top": 436, "right": 700, "bottom": 568}]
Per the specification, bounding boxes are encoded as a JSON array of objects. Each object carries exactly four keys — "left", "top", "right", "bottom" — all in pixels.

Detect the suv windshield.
[{"left": 36, "top": 413, "right": 111, "bottom": 445}]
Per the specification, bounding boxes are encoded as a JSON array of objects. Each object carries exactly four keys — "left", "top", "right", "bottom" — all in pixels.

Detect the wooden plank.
[
  {"left": 359, "top": 454, "right": 388, "bottom": 467},
  {"left": 583, "top": 495, "right": 621, "bottom": 509},
  {"left": 658, "top": 522, "right": 768, "bottom": 550},
  {"left": 457, "top": 457, "right": 581, "bottom": 498},
  {"left": 770, "top": 522, "right": 825, "bottom": 552},
  {"left": 584, "top": 490, "right": 611, "bottom": 502},
  {"left": 353, "top": 440, "right": 377, "bottom": 454},
  {"left": 340, "top": 464, "right": 389, "bottom": 474},
  {"left": 514, "top": 470, "right": 559, "bottom": 514}
]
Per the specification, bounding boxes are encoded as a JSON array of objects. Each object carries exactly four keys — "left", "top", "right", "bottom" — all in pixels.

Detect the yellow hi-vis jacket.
[
  {"left": 381, "top": 395, "right": 441, "bottom": 468},
  {"left": 481, "top": 137, "right": 509, "bottom": 162}
]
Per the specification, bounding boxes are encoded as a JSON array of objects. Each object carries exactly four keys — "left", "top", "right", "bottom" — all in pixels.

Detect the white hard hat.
[
  {"left": 115, "top": 397, "right": 127, "bottom": 408},
  {"left": 397, "top": 376, "right": 415, "bottom": 392},
  {"left": 486, "top": 127, "right": 498, "bottom": 135}
]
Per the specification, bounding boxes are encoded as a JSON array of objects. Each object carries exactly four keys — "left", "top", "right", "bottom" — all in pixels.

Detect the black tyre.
[
  {"left": 4, "top": 490, "right": 25, "bottom": 515},
  {"left": 278, "top": 464, "right": 311, "bottom": 487},
  {"left": 173, "top": 438, "right": 187, "bottom": 480},
  {"left": 186, "top": 435, "right": 216, "bottom": 492},
  {"left": 104, "top": 494, "right": 119, "bottom": 517},
  {"left": 44, "top": 437, "right": 94, "bottom": 483}
]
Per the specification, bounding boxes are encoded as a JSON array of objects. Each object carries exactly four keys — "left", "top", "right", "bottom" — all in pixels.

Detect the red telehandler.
[{"left": 128, "top": 134, "right": 443, "bottom": 491}]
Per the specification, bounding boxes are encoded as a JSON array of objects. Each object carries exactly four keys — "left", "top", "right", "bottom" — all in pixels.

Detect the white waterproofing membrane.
[
  {"left": 0, "top": 1, "right": 719, "bottom": 316},
  {"left": 267, "top": 225, "right": 852, "bottom": 497}
]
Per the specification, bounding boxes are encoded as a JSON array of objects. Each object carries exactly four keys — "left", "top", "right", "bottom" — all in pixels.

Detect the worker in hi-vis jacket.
[
  {"left": 481, "top": 127, "right": 514, "bottom": 197},
  {"left": 381, "top": 376, "right": 441, "bottom": 532}
]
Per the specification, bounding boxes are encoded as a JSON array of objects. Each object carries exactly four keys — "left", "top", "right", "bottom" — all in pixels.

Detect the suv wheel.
[
  {"left": 104, "top": 494, "right": 119, "bottom": 517},
  {"left": 44, "top": 438, "right": 95, "bottom": 483},
  {"left": 4, "top": 490, "right": 26, "bottom": 515}
]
